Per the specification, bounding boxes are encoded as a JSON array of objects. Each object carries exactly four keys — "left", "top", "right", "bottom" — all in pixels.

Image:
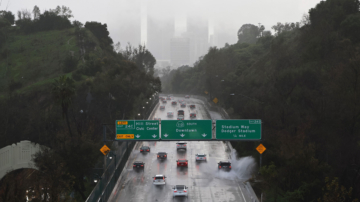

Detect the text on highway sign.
[
  {"left": 161, "top": 120, "right": 212, "bottom": 140},
  {"left": 115, "top": 120, "right": 160, "bottom": 140},
  {"left": 215, "top": 119, "right": 261, "bottom": 140}
]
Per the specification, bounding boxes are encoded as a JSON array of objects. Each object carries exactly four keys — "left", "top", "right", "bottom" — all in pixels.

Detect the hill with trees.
[
  {"left": 0, "top": 5, "right": 160, "bottom": 201},
  {"left": 162, "top": 0, "right": 360, "bottom": 201}
]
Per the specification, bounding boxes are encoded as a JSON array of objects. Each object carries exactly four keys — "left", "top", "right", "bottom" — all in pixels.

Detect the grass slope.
[{"left": 0, "top": 28, "right": 92, "bottom": 95}]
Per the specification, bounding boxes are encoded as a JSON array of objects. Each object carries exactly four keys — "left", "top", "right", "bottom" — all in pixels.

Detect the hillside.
[{"left": 0, "top": 27, "right": 100, "bottom": 96}]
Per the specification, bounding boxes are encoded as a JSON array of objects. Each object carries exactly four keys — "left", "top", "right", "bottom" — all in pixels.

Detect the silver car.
[
  {"left": 153, "top": 174, "right": 167, "bottom": 185},
  {"left": 195, "top": 154, "right": 207, "bottom": 162},
  {"left": 173, "top": 185, "right": 188, "bottom": 197},
  {"left": 176, "top": 142, "right": 187, "bottom": 150}
]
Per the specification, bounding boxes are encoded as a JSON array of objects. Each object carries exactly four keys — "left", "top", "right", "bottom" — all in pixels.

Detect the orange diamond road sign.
[
  {"left": 256, "top": 144, "right": 266, "bottom": 154},
  {"left": 100, "top": 145, "right": 110, "bottom": 155},
  {"left": 213, "top": 97, "right": 219, "bottom": 104}
]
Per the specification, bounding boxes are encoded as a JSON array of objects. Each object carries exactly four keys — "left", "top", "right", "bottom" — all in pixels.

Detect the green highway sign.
[
  {"left": 115, "top": 120, "right": 160, "bottom": 140},
  {"left": 216, "top": 120, "right": 261, "bottom": 140},
  {"left": 161, "top": 120, "right": 212, "bottom": 140}
]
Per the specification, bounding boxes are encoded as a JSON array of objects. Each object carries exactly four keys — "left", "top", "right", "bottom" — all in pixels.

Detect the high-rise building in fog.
[
  {"left": 147, "top": 17, "right": 174, "bottom": 60},
  {"left": 170, "top": 37, "right": 190, "bottom": 66},
  {"left": 186, "top": 14, "right": 209, "bottom": 64}
]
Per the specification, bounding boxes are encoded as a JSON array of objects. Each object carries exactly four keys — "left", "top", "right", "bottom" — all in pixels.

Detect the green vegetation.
[
  {"left": 163, "top": 0, "right": 360, "bottom": 201},
  {"left": 0, "top": 5, "right": 160, "bottom": 202}
]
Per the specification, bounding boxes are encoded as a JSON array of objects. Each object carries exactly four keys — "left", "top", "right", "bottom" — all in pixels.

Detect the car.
[
  {"left": 180, "top": 103, "right": 186, "bottom": 108},
  {"left": 178, "top": 99, "right": 184, "bottom": 103},
  {"left": 171, "top": 101, "right": 177, "bottom": 105},
  {"left": 157, "top": 152, "right": 167, "bottom": 159},
  {"left": 160, "top": 105, "right": 165, "bottom": 110},
  {"left": 177, "top": 110, "right": 184, "bottom": 116},
  {"left": 162, "top": 100, "right": 167, "bottom": 104},
  {"left": 153, "top": 174, "right": 167, "bottom": 185},
  {"left": 153, "top": 117, "right": 161, "bottom": 120},
  {"left": 173, "top": 185, "right": 188, "bottom": 197},
  {"left": 190, "top": 112, "right": 196, "bottom": 118},
  {"left": 133, "top": 161, "right": 145, "bottom": 169},
  {"left": 176, "top": 142, "right": 187, "bottom": 150},
  {"left": 176, "top": 159, "right": 188, "bottom": 167},
  {"left": 218, "top": 161, "right": 232, "bottom": 171},
  {"left": 177, "top": 115, "right": 184, "bottom": 120},
  {"left": 166, "top": 97, "right": 171, "bottom": 100},
  {"left": 185, "top": 95, "right": 190, "bottom": 99},
  {"left": 195, "top": 154, "right": 207, "bottom": 161},
  {"left": 190, "top": 104, "right": 196, "bottom": 109},
  {"left": 140, "top": 146, "right": 150, "bottom": 152},
  {"left": 167, "top": 112, "right": 174, "bottom": 117}
]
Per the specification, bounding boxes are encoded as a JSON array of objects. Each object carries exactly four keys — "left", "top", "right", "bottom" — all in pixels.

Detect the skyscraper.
[{"left": 170, "top": 37, "right": 190, "bottom": 66}]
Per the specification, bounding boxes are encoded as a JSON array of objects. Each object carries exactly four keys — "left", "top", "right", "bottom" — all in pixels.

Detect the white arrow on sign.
[
  {"left": 135, "top": 134, "right": 141, "bottom": 138},
  {"left": 152, "top": 134, "right": 157, "bottom": 138},
  {"left": 180, "top": 133, "right": 185, "bottom": 137},
  {"left": 163, "top": 133, "right": 169, "bottom": 137},
  {"left": 202, "top": 133, "right": 207, "bottom": 137}
]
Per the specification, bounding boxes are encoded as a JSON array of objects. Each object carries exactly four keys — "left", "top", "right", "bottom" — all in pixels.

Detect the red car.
[{"left": 176, "top": 159, "right": 188, "bottom": 167}]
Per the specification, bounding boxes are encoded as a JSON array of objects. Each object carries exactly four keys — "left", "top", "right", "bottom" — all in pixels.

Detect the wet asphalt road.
[{"left": 109, "top": 97, "right": 252, "bottom": 202}]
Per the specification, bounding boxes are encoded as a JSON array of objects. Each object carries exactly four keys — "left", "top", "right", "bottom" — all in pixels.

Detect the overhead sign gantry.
[{"left": 114, "top": 119, "right": 261, "bottom": 141}]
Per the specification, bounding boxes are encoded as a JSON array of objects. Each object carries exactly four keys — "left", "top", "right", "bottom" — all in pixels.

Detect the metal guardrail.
[{"left": 85, "top": 97, "right": 159, "bottom": 202}]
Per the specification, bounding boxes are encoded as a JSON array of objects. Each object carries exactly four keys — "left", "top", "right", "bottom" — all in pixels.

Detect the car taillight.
[
  {"left": 185, "top": 162, "right": 188, "bottom": 164},
  {"left": 146, "top": 150, "right": 149, "bottom": 151},
  {"left": 133, "top": 165, "right": 136, "bottom": 167},
  {"left": 197, "top": 157, "right": 199, "bottom": 159},
  {"left": 163, "top": 177, "right": 165, "bottom": 180},
  {"left": 204, "top": 157, "right": 206, "bottom": 159},
  {"left": 141, "top": 165, "right": 143, "bottom": 167},
  {"left": 184, "top": 190, "right": 187, "bottom": 192},
  {"left": 219, "top": 166, "right": 221, "bottom": 168},
  {"left": 140, "top": 150, "right": 143, "bottom": 151},
  {"left": 174, "top": 190, "right": 177, "bottom": 193},
  {"left": 229, "top": 166, "right": 231, "bottom": 168},
  {"left": 157, "top": 155, "right": 159, "bottom": 157},
  {"left": 164, "top": 155, "right": 167, "bottom": 157},
  {"left": 177, "top": 145, "right": 180, "bottom": 146},
  {"left": 154, "top": 177, "right": 156, "bottom": 180}
]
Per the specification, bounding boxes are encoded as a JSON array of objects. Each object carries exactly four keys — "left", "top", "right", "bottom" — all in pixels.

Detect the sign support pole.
[{"left": 260, "top": 153, "right": 262, "bottom": 170}]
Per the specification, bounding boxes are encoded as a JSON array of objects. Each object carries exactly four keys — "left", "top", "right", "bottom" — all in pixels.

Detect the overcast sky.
[{"left": 1, "top": 0, "right": 322, "bottom": 47}]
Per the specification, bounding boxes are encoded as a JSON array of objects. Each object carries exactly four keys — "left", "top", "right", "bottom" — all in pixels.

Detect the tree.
[
  {"left": 51, "top": 75, "right": 76, "bottom": 137},
  {"left": 237, "top": 24, "right": 261, "bottom": 44},
  {"left": 59, "top": 5, "right": 73, "bottom": 19},
  {"left": 84, "top": 21, "right": 113, "bottom": 46},
  {"left": 0, "top": 10, "right": 15, "bottom": 25},
  {"left": 32, "top": 5, "right": 40, "bottom": 20}
]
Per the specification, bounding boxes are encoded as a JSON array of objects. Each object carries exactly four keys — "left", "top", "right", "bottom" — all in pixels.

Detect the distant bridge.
[{"left": 0, "top": 140, "right": 42, "bottom": 180}]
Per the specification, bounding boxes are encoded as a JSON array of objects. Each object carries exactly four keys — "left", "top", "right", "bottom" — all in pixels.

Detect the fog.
[{"left": 2, "top": 0, "right": 322, "bottom": 64}]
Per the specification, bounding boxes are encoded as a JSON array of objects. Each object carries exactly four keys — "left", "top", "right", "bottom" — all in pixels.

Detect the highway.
[{"left": 109, "top": 96, "right": 255, "bottom": 202}]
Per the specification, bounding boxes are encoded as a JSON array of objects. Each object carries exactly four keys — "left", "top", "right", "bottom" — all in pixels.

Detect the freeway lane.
[{"left": 109, "top": 96, "right": 253, "bottom": 202}]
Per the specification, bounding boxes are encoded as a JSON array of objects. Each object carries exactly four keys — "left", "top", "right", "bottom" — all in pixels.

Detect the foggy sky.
[{"left": 1, "top": 0, "right": 322, "bottom": 48}]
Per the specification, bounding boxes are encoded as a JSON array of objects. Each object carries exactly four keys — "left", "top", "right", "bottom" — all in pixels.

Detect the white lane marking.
[{"left": 238, "top": 182, "right": 247, "bottom": 202}]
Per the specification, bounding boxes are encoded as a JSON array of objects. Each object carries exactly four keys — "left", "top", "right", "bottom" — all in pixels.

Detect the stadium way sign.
[
  {"left": 115, "top": 120, "right": 160, "bottom": 140},
  {"left": 216, "top": 119, "right": 261, "bottom": 140},
  {"left": 161, "top": 120, "right": 212, "bottom": 140}
]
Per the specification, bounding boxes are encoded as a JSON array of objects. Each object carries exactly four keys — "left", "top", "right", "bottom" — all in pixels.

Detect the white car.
[
  {"left": 176, "top": 142, "right": 187, "bottom": 150},
  {"left": 153, "top": 174, "right": 167, "bottom": 185},
  {"left": 195, "top": 154, "right": 207, "bottom": 161},
  {"left": 173, "top": 185, "right": 188, "bottom": 197},
  {"left": 167, "top": 112, "right": 174, "bottom": 117}
]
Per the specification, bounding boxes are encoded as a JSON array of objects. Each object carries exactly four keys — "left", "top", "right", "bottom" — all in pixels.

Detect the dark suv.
[
  {"left": 218, "top": 161, "right": 231, "bottom": 171},
  {"left": 157, "top": 152, "right": 167, "bottom": 160}
]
